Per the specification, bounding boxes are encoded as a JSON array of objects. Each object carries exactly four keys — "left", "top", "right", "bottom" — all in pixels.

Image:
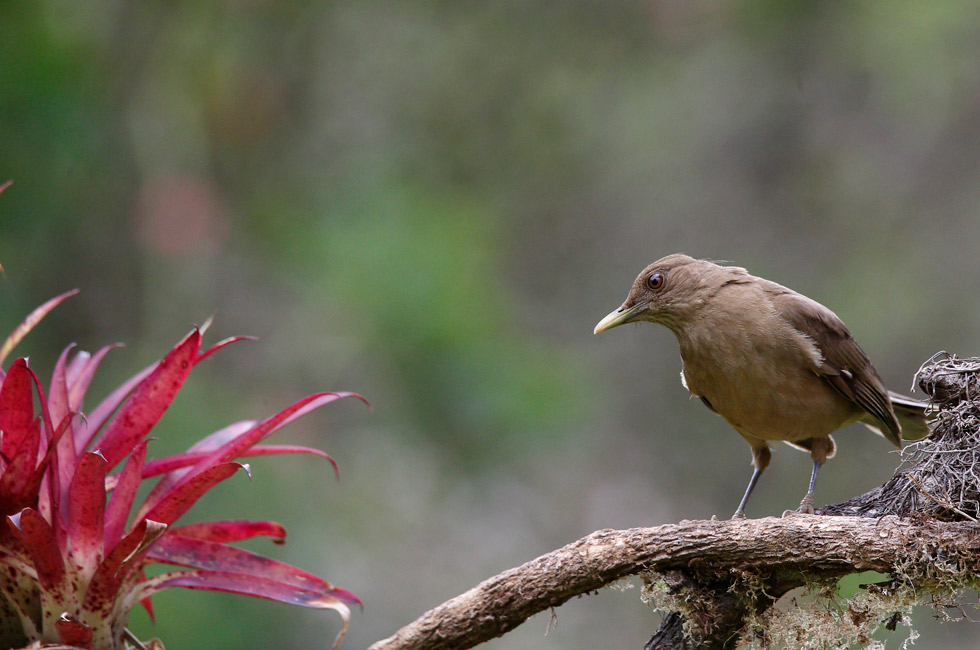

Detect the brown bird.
[{"left": 594, "top": 254, "right": 929, "bottom": 518}]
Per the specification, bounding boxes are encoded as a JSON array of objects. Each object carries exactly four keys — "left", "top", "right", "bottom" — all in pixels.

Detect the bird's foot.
[
  {"left": 782, "top": 494, "right": 816, "bottom": 517},
  {"left": 730, "top": 509, "right": 747, "bottom": 520}
]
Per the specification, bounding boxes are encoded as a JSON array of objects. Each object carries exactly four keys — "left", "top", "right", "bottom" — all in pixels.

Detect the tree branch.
[
  {"left": 369, "top": 355, "right": 980, "bottom": 649},
  {"left": 366, "top": 516, "right": 980, "bottom": 650}
]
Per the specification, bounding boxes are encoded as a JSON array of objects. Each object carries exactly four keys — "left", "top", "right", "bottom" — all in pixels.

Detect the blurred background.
[{"left": 2, "top": 1, "right": 980, "bottom": 648}]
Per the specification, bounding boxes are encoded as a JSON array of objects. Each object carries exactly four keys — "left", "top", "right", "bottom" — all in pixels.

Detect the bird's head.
[{"left": 594, "top": 253, "right": 726, "bottom": 334}]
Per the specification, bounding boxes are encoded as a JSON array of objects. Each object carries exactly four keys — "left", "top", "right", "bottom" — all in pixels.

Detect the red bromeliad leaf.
[
  {"left": 7, "top": 510, "right": 66, "bottom": 591},
  {"left": 234, "top": 443, "right": 340, "bottom": 477},
  {"left": 75, "top": 363, "right": 155, "bottom": 455},
  {"left": 22, "top": 363, "right": 68, "bottom": 536},
  {"left": 0, "top": 359, "right": 36, "bottom": 464},
  {"left": 63, "top": 348, "right": 91, "bottom": 391},
  {"left": 131, "top": 570, "right": 352, "bottom": 650},
  {"left": 7, "top": 508, "right": 79, "bottom": 636},
  {"left": 195, "top": 335, "right": 255, "bottom": 364},
  {"left": 92, "top": 330, "right": 201, "bottom": 469},
  {"left": 134, "top": 568, "right": 354, "bottom": 611},
  {"left": 118, "top": 420, "right": 253, "bottom": 492},
  {"left": 0, "top": 290, "right": 79, "bottom": 368},
  {"left": 1, "top": 304, "right": 360, "bottom": 648},
  {"left": 182, "top": 420, "right": 255, "bottom": 455},
  {"left": 82, "top": 519, "right": 168, "bottom": 630},
  {"left": 16, "top": 415, "right": 73, "bottom": 523},
  {"left": 135, "top": 462, "right": 243, "bottom": 527},
  {"left": 66, "top": 344, "right": 122, "bottom": 414},
  {"left": 85, "top": 519, "right": 167, "bottom": 601},
  {"left": 48, "top": 345, "right": 75, "bottom": 432},
  {"left": 103, "top": 441, "right": 148, "bottom": 550},
  {"left": 48, "top": 346, "right": 79, "bottom": 484},
  {"left": 0, "top": 419, "right": 40, "bottom": 516},
  {"left": 190, "top": 391, "right": 359, "bottom": 461},
  {"left": 169, "top": 520, "right": 286, "bottom": 544},
  {"left": 66, "top": 452, "right": 107, "bottom": 586},
  {"left": 140, "top": 392, "right": 361, "bottom": 516},
  {"left": 139, "top": 593, "right": 155, "bottom": 623},
  {"left": 137, "top": 444, "right": 338, "bottom": 482},
  {"left": 77, "top": 329, "right": 251, "bottom": 460},
  {"left": 146, "top": 534, "right": 360, "bottom": 605},
  {"left": 56, "top": 613, "right": 93, "bottom": 648}
]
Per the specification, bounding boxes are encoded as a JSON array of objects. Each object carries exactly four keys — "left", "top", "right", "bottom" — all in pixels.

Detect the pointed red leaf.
[
  {"left": 169, "top": 520, "right": 286, "bottom": 544},
  {"left": 74, "top": 362, "right": 155, "bottom": 454},
  {"left": 7, "top": 509, "right": 74, "bottom": 612},
  {"left": 0, "top": 359, "right": 37, "bottom": 463},
  {"left": 66, "top": 452, "right": 107, "bottom": 581},
  {"left": 0, "top": 419, "right": 41, "bottom": 515},
  {"left": 83, "top": 519, "right": 167, "bottom": 616},
  {"left": 141, "top": 393, "right": 358, "bottom": 515},
  {"left": 137, "top": 444, "right": 338, "bottom": 484},
  {"left": 48, "top": 345, "right": 75, "bottom": 432},
  {"left": 136, "top": 462, "right": 243, "bottom": 526},
  {"left": 133, "top": 569, "right": 352, "bottom": 650},
  {"left": 104, "top": 440, "right": 148, "bottom": 550},
  {"left": 195, "top": 335, "right": 255, "bottom": 364},
  {"left": 91, "top": 329, "right": 201, "bottom": 468},
  {"left": 182, "top": 420, "right": 256, "bottom": 456},
  {"left": 0, "top": 289, "right": 79, "bottom": 367},
  {"left": 140, "top": 593, "right": 155, "bottom": 622},
  {"left": 130, "top": 421, "right": 255, "bottom": 496},
  {"left": 67, "top": 344, "right": 122, "bottom": 413},
  {"left": 134, "top": 568, "right": 355, "bottom": 610},
  {"left": 204, "top": 392, "right": 363, "bottom": 460},
  {"left": 147, "top": 534, "right": 360, "bottom": 605},
  {"left": 20, "top": 414, "right": 74, "bottom": 521},
  {"left": 22, "top": 363, "right": 68, "bottom": 533},
  {"left": 64, "top": 348, "right": 90, "bottom": 389},
  {"left": 8, "top": 509, "right": 80, "bottom": 638},
  {"left": 47, "top": 347, "right": 81, "bottom": 499},
  {"left": 56, "top": 613, "right": 93, "bottom": 648}
]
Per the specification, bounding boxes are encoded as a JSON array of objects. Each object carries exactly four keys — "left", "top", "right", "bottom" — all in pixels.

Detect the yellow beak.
[{"left": 594, "top": 303, "right": 647, "bottom": 334}]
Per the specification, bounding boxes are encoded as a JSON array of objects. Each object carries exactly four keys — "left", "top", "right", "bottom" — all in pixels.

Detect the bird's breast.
[{"left": 676, "top": 315, "right": 861, "bottom": 443}]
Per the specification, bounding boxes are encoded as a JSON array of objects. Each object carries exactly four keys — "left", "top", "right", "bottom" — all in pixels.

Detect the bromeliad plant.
[{"left": 0, "top": 292, "right": 361, "bottom": 650}]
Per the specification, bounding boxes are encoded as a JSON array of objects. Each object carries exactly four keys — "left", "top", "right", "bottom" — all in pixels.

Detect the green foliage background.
[{"left": 2, "top": 2, "right": 979, "bottom": 648}]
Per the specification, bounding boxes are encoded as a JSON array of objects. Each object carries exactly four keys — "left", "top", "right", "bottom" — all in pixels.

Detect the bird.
[{"left": 594, "top": 253, "right": 929, "bottom": 518}]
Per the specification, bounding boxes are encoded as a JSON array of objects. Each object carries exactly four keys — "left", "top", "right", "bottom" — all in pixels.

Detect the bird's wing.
[{"left": 766, "top": 283, "right": 902, "bottom": 447}]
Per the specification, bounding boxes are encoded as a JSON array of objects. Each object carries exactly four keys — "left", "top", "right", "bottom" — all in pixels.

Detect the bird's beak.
[{"left": 594, "top": 303, "right": 647, "bottom": 334}]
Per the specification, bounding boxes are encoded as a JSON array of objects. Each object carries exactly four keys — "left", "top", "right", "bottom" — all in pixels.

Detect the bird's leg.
[
  {"left": 732, "top": 468, "right": 761, "bottom": 520},
  {"left": 796, "top": 459, "right": 823, "bottom": 514},
  {"left": 732, "top": 445, "right": 770, "bottom": 519},
  {"left": 796, "top": 437, "right": 833, "bottom": 514}
]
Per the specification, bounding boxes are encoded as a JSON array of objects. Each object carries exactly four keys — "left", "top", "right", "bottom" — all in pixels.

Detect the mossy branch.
[
  {"left": 369, "top": 354, "right": 980, "bottom": 650},
  {"left": 366, "top": 516, "right": 980, "bottom": 650}
]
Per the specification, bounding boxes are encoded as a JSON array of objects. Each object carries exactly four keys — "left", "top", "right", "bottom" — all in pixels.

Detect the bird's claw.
[{"left": 782, "top": 494, "right": 816, "bottom": 517}]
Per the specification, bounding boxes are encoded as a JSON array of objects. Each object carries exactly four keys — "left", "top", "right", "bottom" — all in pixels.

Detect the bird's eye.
[{"left": 646, "top": 272, "right": 665, "bottom": 290}]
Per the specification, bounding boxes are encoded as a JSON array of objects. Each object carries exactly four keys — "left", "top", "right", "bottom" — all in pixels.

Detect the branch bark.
[
  {"left": 369, "top": 355, "right": 980, "bottom": 649},
  {"left": 366, "top": 516, "right": 980, "bottom": 650}
]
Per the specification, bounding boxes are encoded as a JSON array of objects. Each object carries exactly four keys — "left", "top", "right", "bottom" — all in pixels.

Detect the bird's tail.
[
  {"left": 889, "top": 391, "right": 931, "bottom": 442},
  {"left": 859, "top": 392, "right": 931, "bottom": 444}
]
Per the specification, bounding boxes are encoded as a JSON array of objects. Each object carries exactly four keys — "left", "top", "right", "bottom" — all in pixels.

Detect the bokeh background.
[{"left": 3, "top": 2, "right": 980, "bottom": 648}]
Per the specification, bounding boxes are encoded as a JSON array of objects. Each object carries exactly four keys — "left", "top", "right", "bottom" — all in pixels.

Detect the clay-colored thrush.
[{"left": 594, "top": 254, "right": 929, "bottom": 518}]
